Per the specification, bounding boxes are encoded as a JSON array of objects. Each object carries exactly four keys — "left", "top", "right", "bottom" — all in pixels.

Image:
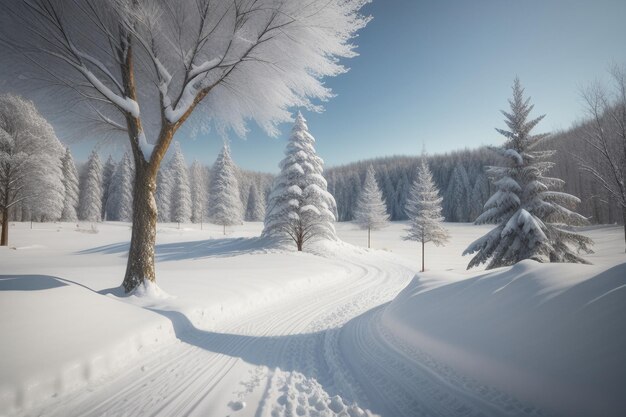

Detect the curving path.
[{"left": 18, "top": 247, "right": 545, "bottom": 417}]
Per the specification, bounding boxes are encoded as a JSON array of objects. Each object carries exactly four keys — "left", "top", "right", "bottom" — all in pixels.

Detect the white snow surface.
[{"left": 0, "top": 221, "right": 624, "bottom": 417}]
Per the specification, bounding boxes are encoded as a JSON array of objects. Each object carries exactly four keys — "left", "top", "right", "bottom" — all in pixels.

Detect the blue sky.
[{"left": 70, "top": 0, "right": 626, "bottom": 172}]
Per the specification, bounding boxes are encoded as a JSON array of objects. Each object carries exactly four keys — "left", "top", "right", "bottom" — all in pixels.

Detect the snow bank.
[
  {"left": 0, "top": 222, "right": 352, "bottom": 415},
  {"left": 381, "top": 260, "right": 626, "bottom": 417},
  {"left": 0, "top": 276, "right": 175, "bottom": 413}
]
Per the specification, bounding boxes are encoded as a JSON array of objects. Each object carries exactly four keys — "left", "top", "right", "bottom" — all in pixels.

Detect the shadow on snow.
[{"left": 76, "top": 236, "right": 279, "bottom": 261}]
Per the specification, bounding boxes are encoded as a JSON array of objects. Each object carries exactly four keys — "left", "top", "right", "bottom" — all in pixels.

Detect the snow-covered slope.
[
  {"left": 1, "top": 221, "right": 624, "bottom": 417},
  {"left": 376, "top": 227, "right": 626, "bottom": 417},
  {"left": 0, "top": 222, "right": 359, "bottom": 415},
  {"left": 382, "top": 261, "right": 625, "bottom": 416},
  {"left": 0, "top": 280, "right": 176, "bottom": 412}
]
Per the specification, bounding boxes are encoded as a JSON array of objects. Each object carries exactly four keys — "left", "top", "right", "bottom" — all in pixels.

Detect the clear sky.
[{"left": 67, "top": 0, "right": 626, "bottom": 172}]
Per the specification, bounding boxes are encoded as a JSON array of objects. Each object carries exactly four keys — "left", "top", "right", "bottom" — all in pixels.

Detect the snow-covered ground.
[{"left": 0, "top": 221, "right": 624, "bottom": 416}]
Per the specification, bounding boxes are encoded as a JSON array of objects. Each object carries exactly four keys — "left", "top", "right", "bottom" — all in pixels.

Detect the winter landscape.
[{"left": 1, "top": 1, "right": 625, "bottom": 417}]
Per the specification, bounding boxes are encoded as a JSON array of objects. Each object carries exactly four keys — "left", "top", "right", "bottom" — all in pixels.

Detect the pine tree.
[
  {"left": 404, "top": 158, "right": 449, "bottom": 272},
  {"left": 354, "top": 165, "right": 389, "bottom": 248},
  {"left": 208, "top": 142, "right": 243, "bottom": 234},
  {"left": 106, "top": 152, "right": 134, "bottom": 221},
  {"left": 60, "top": 147, "right": 79, "bottom": 221},
  {"left": 189, "top": 160, "right": 207, "bottom": 226},
  {"left": 445, "top": 165, "right": 471, "bottom": 222},
  {"left": 464, "top": 78, "right": 593, "bottom": 269},
  {"left": 394, "top": 172, "right": 410, "bottom": 220},
  {"left": 156, "top": 163, "right": 173, "bottom": 222},
  {"left": 263, "top": 112, "right": 336, "bottom": 250},
  {"left": 469, "top": 173, "right": 490, "bottom": 221},
  {"left": 168, "top": 143, "right": 192, "bottom": 226},
  {"left": 78, "top": 150, "right": 103, "bottom": 222},
  {"left": 101, "top": 155, "right": 115, "bottom": 220},
  {"left": 245, "top": 183, "right": 265, "bottom": 221}
]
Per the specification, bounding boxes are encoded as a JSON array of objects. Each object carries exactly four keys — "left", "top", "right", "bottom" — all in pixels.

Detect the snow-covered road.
[
  {"left": 18, "top": 246, "right": 418, "bottom": 417},
  {"left": 7, "top": 223, "right": 623, "bottom": 417}
]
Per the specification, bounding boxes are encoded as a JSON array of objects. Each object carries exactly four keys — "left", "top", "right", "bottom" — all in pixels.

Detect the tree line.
[{"left": 74, "top": 144, "right": 273, "bottom": 228}]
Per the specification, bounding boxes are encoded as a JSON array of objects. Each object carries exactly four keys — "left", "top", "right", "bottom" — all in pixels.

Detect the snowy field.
[{"left": 0, "top": 221, "right": 624, "bottom": 417}]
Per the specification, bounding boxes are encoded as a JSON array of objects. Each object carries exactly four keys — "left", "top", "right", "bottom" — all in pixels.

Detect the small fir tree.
[
  {"left": 245, "top": 183, "right": 265, "bottom": 221},
  {"left": 263, "top": 112, "right": 336, "bottom": 250},
  {"left": 168, "top": 143, "right": 192, "bottom": 227},
  {"left": 354, "top": 165, "right": 389, "bottom": 248},
  {"left": 78, "top": 150, "right": 103, "bottom": 222},
  {"left": 189, "top": 160, "right": 207, "bottom": 227},
  {"left": 60, "top": 147, "right": 80, "bottom": 221},
  {"left": 106, "top": 152, "right": 134, "bottom": 221},
  {"left": 156, "top": 163, "right": 173, "bottom": 222},
  {"left": 101, "top": 155, "right": 115, "bottom": 220},
  {"left": 404, "top": 158, "right": 449, "bottom": 272},
  {"left": 464, "top": 78, "right": 593, "bottom": 269},
  {"left": 208, "top": 143, "right": 243, "bottom": 234}
]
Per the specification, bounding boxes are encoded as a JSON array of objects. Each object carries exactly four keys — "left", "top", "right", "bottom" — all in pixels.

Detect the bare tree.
[
  {"left": 0, "top": 0, "right": 368, "bottom": 292},
  {"left": 579, "top": 66, "right": 626, "bottom": 252}
]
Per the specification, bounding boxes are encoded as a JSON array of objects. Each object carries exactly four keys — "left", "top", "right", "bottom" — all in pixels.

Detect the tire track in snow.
[
  {"left": 18, "top": 249, "right": 411, "bottom": 417},
  {"left": 15, "top": 245, "right": 548, "bottom": 417},
  {"left": 339, "top": 267, "right": 550, "bottom": 417}
]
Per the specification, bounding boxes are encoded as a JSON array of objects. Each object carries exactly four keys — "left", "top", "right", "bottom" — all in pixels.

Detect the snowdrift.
[
  {"left": 382, "top": 260, "right": 626, "bottom": 417},
  {"left": 0, "top": 276, "right": 176, "bottom": 413}
]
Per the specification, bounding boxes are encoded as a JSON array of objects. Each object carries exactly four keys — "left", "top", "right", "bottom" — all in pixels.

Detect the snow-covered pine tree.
[
  {"left": 354, "top": 165, "right": 389, "bottom": 248},
  {"left": 208, "top": 142, "right": 243, "bottom": 234},
  {"left": 404, "top": 158, "right": 449, "bottom": 272},
  {"left": 156, "top": 163, "right": 173, "bottom": 223},
  {"left": 78, "top": 150, "right": 103, "bottom": 222},
  {"left": 245, "top": 183, "right": 265, "bottom": 222},
  {"left": 464, "top": 78, "right": 593, "bottom": 269},
  {"left": 106, "top": 152, "right": 134, "bottom": 221},
  {"left": 189, "top": 160, "right": 207, "bottom": 227},
  {"left": 168, "top": 143, "right": 192, "bottom": 227},
  {"left": 101, "top": 155, "right": 115, "bottom": 220},
  {"left": 60, "top": 147, "right": 80, "bottom": 221},
  {"left": 263, "top": 112, "right": 337, "bottom": 250},
  {"left": 469, "top": 173, "right": 490, "bottom": 221}
]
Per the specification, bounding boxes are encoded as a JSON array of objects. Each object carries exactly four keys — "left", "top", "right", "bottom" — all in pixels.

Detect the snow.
[
  {"left": 381, "top": 258, "right": 626, "bottom": 417},
  {"left": 83, "top": 69, "right": 139, "bottom": 118},
  {"left": 0, "top": 221, "right": 624, "bottom": 417},
  {"left": 137, "top": 131, "right": 154, "bottom": 161}
]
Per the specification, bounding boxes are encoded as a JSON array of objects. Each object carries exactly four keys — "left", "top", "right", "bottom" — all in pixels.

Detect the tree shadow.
[
  {"left": 154, "top": 237, "right": 273, "bottom": 261},
  {"left": 0, "top": 274, "right": 104, "bottom": 294},
  {"left": 0, "top": 274, "right": 69, "bottom": 291},
  {"left": 143, "top": 306, "right": 376, "bottom": 412},
  {"left": 77, "top": 236, "right": 278, "bottom": 261},
  {"left": 148, "top": 308, "right": 322, "bottom": 370}
]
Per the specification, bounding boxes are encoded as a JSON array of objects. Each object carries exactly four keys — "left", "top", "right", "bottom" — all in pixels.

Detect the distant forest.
[
  {"left": 325, "top": 114, "right": 623, "bottom": 225},
  {"left": 58, "top": 106, "right": 622, "bottom": 227}
]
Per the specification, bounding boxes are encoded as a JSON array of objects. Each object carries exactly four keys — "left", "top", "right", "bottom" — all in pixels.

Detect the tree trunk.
[
  {"left": 1, "top": 207, "right": 8, "bottom": 246},
  {"left": 122, "top": 162, "right": 158, "bottom": 293},
  {"left": 368, "top": 226, "right": 371, "bottom": 249},
  {"left": 223, "top": 224, "right": 225, "bottom": 235}
]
